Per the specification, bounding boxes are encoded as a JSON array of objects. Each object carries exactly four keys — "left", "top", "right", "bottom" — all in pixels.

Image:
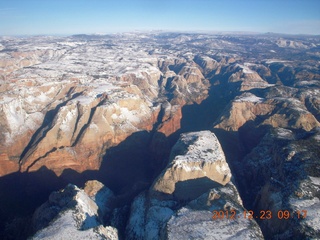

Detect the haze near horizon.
[{"left": 0, "top": 0, "right": 320, "bottom": 36}]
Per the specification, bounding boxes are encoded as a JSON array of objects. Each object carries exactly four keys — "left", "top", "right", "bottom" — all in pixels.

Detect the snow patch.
[
  {"left": 172, "top": 131, "right": 226, "bottom": 164},
  {"left": 236, "top": 64, "right": 254, "bottom": 74},
  {"left": 289, "top": 197, "right": 320, "bottom": 231},
  {"left": 235, "top": 93, "right": 263, "bottom": 103},
  {"left": 60, "top": 107, "right": 77, "bottom": 133},
  {"left": 275, "top": 128, "right": 295, "bottom": 140},
  {"left": 265, "top": 59, "right": 292, "bottom": 64},
  {"left": 309, "top": 177, "right": 320, "bottom": 186}
]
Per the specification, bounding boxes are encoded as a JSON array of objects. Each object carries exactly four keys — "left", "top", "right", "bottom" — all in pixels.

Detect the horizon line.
[{"left": 1, "top": 30, "right": 320, "bottom": 38}]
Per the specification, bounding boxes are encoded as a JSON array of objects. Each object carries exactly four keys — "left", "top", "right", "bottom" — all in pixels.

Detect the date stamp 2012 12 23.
[{"left": 212, "top": 210, "right": 307, "bottom": 220}]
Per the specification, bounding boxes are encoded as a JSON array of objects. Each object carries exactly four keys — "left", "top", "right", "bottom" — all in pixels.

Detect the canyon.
[{"left": 0, "top": 32, "right": 319, "bottom": 239}]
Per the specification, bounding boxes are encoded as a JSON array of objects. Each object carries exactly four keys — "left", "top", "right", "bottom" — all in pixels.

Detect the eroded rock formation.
[
  {"left": 0, "top": 37, "right": 210, "bottom": 177},
  {"left": 126, "top": 131, "right": 263, "bottom": 240},
  {"left": 31, "top": 180, "right": 118, "bottom": 240},
  {"left": 1, "top": 32, "right": 320, "bottom": 239},
  {"left": 239, "top": 127, "right": 320, "bottom": 239},
  {"left": 151, "top": 131, "right": 231, "bottom": 200}
]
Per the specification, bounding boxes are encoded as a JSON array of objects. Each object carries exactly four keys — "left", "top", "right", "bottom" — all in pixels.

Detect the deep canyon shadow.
[
  {"left": 0, "top": 130, "right": 172, "bottom": 239},
  {"left": 0, "top": 76, "right": 238, "bottom": 239}
]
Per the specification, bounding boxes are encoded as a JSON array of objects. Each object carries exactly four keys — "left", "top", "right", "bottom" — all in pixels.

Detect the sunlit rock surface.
[
  {"left": 0, "top": 34, "right": 210, "bottom": 176},
  {"left": 151, "top": 131, "right": 231, "bottom": 200},
  {"left": 0, "top": 32, "right": 319, "bottom": 239},
  {"left": 126, "top": 131, "right": 263, "bottom": 240},
  {"left": 31, "top": 180, "right": 118, "bottom": 240}
]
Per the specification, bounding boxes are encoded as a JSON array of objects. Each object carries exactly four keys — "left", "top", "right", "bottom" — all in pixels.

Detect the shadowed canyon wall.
[{"left": 1, "top": 33, "right": 319, "bottom": 239}]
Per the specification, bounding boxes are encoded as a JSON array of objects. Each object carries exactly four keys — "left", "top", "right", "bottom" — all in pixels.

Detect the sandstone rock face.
[
  {"left": 31, "top": 180, "right": 118, "bottom": 240},
  {"left": 126, "top": 131, "right": 263, "bottom": 240},
  {"left": 0, "top": 35, "right": 210, "bottom": 177},
  {"left": 18, "top": 90, "right": 156, "bottom": 175},
  {"left": 0, "top": 84, "right": 82, "bottom": 175},
  {"left": 1, "top": 33, "right": 320, "bottom": 239},
  {"left": 127, "top": 183, "right": 264, "bottom": 240},
  {"left": 213, "top": 87, "right": 320, "bottom": 161},
  {"left": 2, "top": 33, "right": 318, "bottom": 180},
  {"left": 151, "top": 131, "right": 231, "bottom": 201},
  {"left": 194, "top": 55, "right": 219, "bottom": 75},
  {"left": 157, "top": 102, "right": 182, "bottom": 137},
  {"left": 215, "top": 92, "right": 319, "bottom": 132},
  {"left": 30, "top": 129, "right": 262, "bottom": 240},
  {"left": 239, "top": 127, "right": 320, "bottom": 239},
  {"left": 226, "top": 64, "right": 271, "bottom": 91},
  {"left": 164, "top": 183, "right": 264, "bottom": 240}
]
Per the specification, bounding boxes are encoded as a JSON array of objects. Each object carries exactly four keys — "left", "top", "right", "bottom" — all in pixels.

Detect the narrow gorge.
[{"left": 0, "top": 33, "right": 319, "bottom": 239}]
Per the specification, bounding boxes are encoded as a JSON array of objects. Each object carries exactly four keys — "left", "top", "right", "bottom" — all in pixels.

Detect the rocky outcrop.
[
  {"left": 1, "top": 32, "right": 320, "bottom": 240},
  {"left": 127, "top": 182, "right": 264, "bottom": 240},
  {"left": 31, "top": 180, "right": 118, "bottom": 240},
  {"left": 29, "top": 131, "right": 263, "bottom": 240},
  {"left": 239, "top": 127, "right": 320, "bottom": 239},
  {"left": 151, "top": 131, "right": 231, "bottom": 201},
  {"left": 126, "top": 131, "right": 263, "bottom": 239},
  {"left": 223, "top": 63, "right": 271, "bottom": 91},
  {"left": 215, "top": 92, "right": 319, "bottom": 132},
  {"left": 164, "top": 183, "right": 264, "bottom": 240},
  {"left": 194, "top": 55, "right": 219, "bottom": 75},
  {"left": 213, "top": 89, "right": 320, "bottom": 159}
]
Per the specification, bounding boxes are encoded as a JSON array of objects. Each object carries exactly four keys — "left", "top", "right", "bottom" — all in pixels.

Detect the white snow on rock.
[
  {"left": 31, "top": 182, "right": 118, "bottom": 240},
  {"left": 289, "top": 197, "right": 320, "bottom": 234},
  {"left": 151, "top": 131, "right": 232, "bottom": 200},
  {"left": 234, "top": 92, "right": 264, "bottom": 103},
  {"left": 59, "top": 107, "right": 78, "bottom": 133},
  {"left": 236, "top": 64, "right": 254, "bottom": 74},
  {"left": 126, "top": 193, "right": 147, "bottom": 239},
  {"left": 145, "top": 206, "right": 174, "bottom": 240},
  {"left": 165, "top": 183, "right": 264, "bottom": 240},
  {"left": 127, "top": 182, "right": 263, "bottom": 240},
  {"left": 265, "top": 59, "right": 292, "bottom": 64},
  {"left": 273, "top": 128, "right": 295, "bottom": 140},
  {"left": 170, "top": 131, "right": 228, "bottom": 164},
  {"left": 126, "top": 131, "right": 241, "bottom": 240},
  {"left": 32, "top": 210, "right": 118, "bottom": 240},
  {"left": 1, "top": 97, "right": 44, "bottom": 145}
]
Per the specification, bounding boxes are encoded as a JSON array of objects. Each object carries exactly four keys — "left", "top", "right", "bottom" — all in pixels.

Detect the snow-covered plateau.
[{"left": 0, "top": 32, "right": 319, "bottom": 239}]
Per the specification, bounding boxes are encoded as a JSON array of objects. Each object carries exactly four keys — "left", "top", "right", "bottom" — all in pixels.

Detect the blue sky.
[{"left": 0, "top": 0, "right": 319, "bottom": 35}]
